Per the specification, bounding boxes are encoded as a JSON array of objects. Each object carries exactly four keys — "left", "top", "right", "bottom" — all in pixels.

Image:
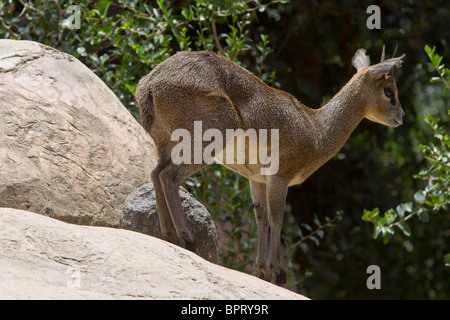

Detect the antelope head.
[{"left": 352, "top": 45, "right": 406, "bottom": 127}]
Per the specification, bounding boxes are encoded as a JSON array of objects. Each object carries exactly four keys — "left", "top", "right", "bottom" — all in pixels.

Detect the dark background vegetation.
[{"left": 1, "top": 0, "right": 449, "bottom": 299}]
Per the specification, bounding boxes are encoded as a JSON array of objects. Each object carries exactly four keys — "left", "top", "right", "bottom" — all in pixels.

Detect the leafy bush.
[{"left": 0, "top": 0, "right": 282, "bottom": 117}]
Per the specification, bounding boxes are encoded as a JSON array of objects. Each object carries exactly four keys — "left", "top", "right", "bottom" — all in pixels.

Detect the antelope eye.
[
  {"left": 384, "top": 87, "right": 394, "bottom": 98},
  {"left": 384, "top": 87, "right": 396, "bottom": 106}
]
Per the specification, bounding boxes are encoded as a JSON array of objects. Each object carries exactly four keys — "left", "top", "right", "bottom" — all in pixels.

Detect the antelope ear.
[
  {"left": 352, "top": 48, "right": 371, "bottom": 72},
  {"left": 368, "top": 54, "right": 406, "bottom": 76}
]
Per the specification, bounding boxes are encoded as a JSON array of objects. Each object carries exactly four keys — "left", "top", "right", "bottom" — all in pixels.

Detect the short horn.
[
  {"left": 380, "top": 44, "right": 385, "bottom": 62},
  {"left": 392, "top": 43, "right": 398, "bottom": 58}
]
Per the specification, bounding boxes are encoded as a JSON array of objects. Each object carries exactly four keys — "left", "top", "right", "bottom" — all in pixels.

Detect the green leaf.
[
  {"left": 313, "top": 214, "right": 321, "bottom": 227},
  {"left": 383, "top": 209, "right": 397, "bottom": 225},
  {"left": 156, "top": 0, "right": 166, "bottom": 9},
  {"left": 444, "top": 253, "right": 450, "bottom": 267},
  {"left": 373, "top": 226, "right": 382, "bottom": 240},
  {"left": 432, "top": 55, "right": 443, "bottom": 68},
  {"left": 362, "top": 208, "right": 379, "bottom": 222},
  {"left": 397, "top": 222, "right": 411, "bottom": 237},
  {"left": 260, "top": 34, "right": 269, "bottom": 43},
  {"left": 317, "top": 229, "right": 325, "bottom": 239},
  {"left": 181, "top": 8, "right": 191, "bottom": 18},
  {"left": 396, "top": 205, "right": 405, "bottom": 219},
  {"left": 430, "top": 76, "right": 441, "bottom": 83},
  {"left": 405, "top": 202, "right": 413, "bottom": 213},
  {"left": 424, "top": 45, "right": 435, "bottom": 57},
  {"left": 436, "top": 58, "right": 444, "bottom": 69},
  {"left": 95, "top": 0, "right": 111, "bottom": 16},
  {"left": 414, "top": 190, "right": 427, "bottom": 204},
  {"left": 383, "top": 231, "right": 391, "bottom": 244},
  {"left": 310, "top": 236, "right": 320, "bottom": 246},
  {"left": 417, "top": 209, "right": 430, "bottom": 222}
]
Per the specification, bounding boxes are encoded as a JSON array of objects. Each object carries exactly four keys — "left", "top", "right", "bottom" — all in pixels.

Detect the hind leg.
[
  {"left": 151, "top": 151, "right": 179, "bottom": 245},
  {"left": 159, "top": 161, "right": 206, "bottom": 251}
]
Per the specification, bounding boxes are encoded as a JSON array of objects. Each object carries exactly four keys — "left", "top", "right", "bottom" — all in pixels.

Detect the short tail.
[{"left": 135, "top": 75, "right": 154, "bottom": 133}]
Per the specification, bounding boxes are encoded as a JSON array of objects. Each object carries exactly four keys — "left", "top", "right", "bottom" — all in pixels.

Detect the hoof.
[
  {"left": 178, "top": 229, "right": 197, "bottom": 252},
  {"left": 275, "top": 270, "right": 287, "bottom": 285},
  {"left": 162, "top": 232, "right": 179, "bottom": 245},
  {"left": 257, "top": 266, "right": 272, "bottom": 282},
  {"left": 183, "top": 237, "right": 197, "bottom": 253}
]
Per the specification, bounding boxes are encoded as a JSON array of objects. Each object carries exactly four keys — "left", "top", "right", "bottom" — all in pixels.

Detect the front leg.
[
  {"left": 265, "top": 175, "right": 289, "bottom": 285},
  {"left": 249, "top": 180, "right": 270, "bottom": 282}
]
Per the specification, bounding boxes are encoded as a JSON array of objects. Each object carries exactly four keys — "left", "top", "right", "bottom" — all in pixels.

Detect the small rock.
[{"left": 120, "top": 183, "right": 219, "bottom": 264}]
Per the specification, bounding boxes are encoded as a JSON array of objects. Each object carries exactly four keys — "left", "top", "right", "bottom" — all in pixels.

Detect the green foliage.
[
  {"left": 362, "top": 46, "right": 450, "bottom": 265},
  {"left": 285, "top": 211, "right": 343, "bottom": 251},
  {"left": 445, "top": 253, "right": 450, "bottom": 267},
  {"left": 0, "top": 0, "right": 283, "bottom": 117},
  {"left": 425, "top": 45, "right": 450, "bottom": 96}
]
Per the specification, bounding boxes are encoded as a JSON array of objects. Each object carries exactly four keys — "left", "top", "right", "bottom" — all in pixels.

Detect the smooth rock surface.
[
  {"left": 0, "top": 40, "right": 157, "bottom": 226},
  {"left": 0, "top": 208, "right": 308, "bottom": 300}
]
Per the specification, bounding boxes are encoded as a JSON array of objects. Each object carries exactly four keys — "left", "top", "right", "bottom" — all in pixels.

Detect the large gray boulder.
[
  {"left": 121, "top": 183, "right": 219, "bottom": 263},
  {"left": 0, "top": 39, "right": 157, "bottom": 226},
  {"left": 0, "top": 208, "right": 308, "bottom": 300}
]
